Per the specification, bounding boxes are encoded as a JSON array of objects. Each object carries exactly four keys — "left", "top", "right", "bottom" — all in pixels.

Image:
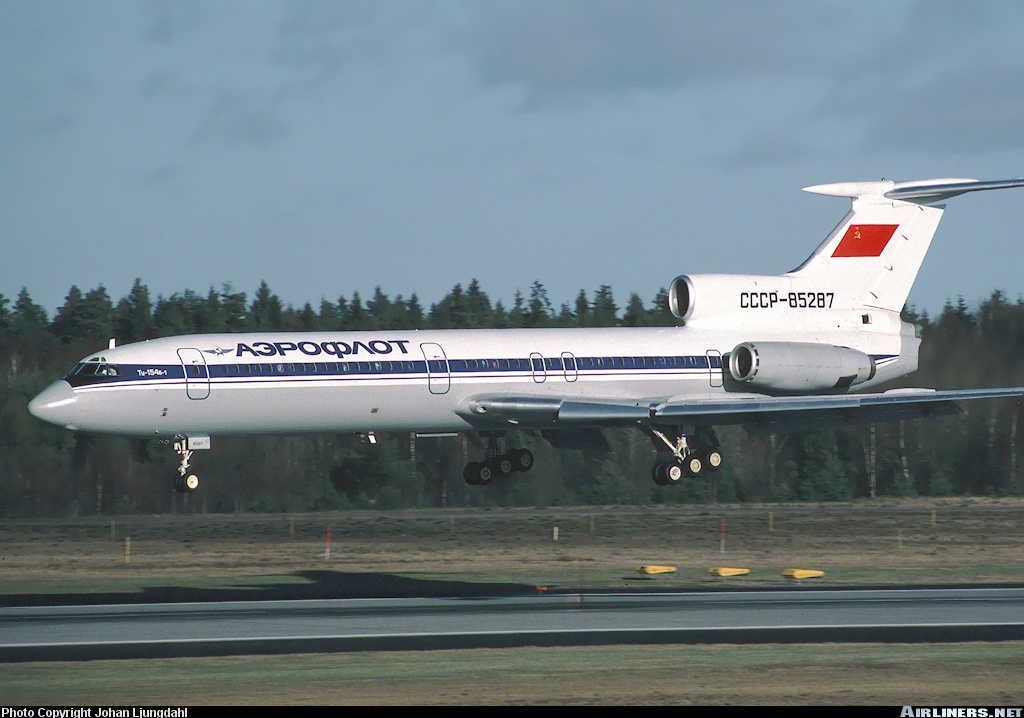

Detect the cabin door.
[
  {"left": 420, "top": 343, "right": 450, "bottom": 395},
  {"left": 177, "top": 348, "right": 210, "bottom": 400}
]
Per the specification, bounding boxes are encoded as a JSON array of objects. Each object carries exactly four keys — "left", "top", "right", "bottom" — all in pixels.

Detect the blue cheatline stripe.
[
  {"left": 67, "top": 353, "right": 730, "bottom": 388},
  {"left": 69, "top": 352, "right": 897, "bottom": 389}
]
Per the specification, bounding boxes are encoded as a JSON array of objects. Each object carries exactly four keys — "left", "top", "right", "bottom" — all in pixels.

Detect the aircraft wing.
[{"left": 461, "top": 387, "right": 1024, "bottom": 436}]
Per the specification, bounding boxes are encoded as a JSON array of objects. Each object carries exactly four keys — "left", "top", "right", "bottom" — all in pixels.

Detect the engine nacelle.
[
  {"left": 668, "top": 275, "right": 696, "bottom": 320},
  {"left": 729, "top": 341, "right": 875, "bottom": 392},
  {"left": 668, "top": 273, "right": 800, "bottom": 322}
]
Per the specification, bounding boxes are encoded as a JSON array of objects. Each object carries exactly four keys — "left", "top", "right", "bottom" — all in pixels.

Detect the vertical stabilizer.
[{"left": 791, "top": 177, "right": 1024, "bottom": 312}]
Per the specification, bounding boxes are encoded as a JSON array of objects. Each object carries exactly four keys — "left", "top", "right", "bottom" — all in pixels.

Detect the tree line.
[{"left": 1, "top": 279, "right": 1022, "bottom": 517}]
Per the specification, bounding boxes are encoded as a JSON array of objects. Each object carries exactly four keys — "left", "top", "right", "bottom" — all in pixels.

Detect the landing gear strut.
[
  {"left": 647, "top": 426, "right": 723, "bottom": 486},
  {"left": 463, "top": 432, "right": 534, "bottom": 486}
]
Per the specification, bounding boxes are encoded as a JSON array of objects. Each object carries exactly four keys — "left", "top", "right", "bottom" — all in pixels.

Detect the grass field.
[{"left": 2, "top": 497, "right": 1023, "bottom": 704}]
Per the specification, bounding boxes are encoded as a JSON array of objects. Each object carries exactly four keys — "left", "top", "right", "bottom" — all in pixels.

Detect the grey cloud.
[
  {"left": 142, "top": 163, "right": 180, "bottom": 184},
  {"left": 721, "top": 131, "right": 819, "bottom": 170},
  {"left": 694, "top": 2, "right": 1024, "bottom": 166},
  {"left": 863, "top": 66, "right": 1024, "bottom": 154},
  {"left": 138, "top": 0, "right": 204, "bottom": 44},
  {"left": 271, "top": 1, "right": 441, "bottom": 95},
  {"left": 191, "top": 90, "right": 289, "bottom": 147},
  {"left": 459, "top": 1, "right": 846, "bottom": 101},
  {"left": 34, "top": 111, "right": 75, "bottom": 135}
]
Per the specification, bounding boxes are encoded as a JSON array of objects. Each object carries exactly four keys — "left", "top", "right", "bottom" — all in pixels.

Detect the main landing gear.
[
  {"left": 463, "top": 432, "right": 534, "bottom": 486},
  {"left": 648, "top": 426, "right": 724, "bottom": 486}
]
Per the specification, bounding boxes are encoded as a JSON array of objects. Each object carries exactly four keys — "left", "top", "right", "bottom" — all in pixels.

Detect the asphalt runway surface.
[{"left": 3, "top": 587, "right": 1024, "bottom": 662}]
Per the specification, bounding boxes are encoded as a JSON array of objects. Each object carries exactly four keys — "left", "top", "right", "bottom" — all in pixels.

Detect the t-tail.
[
  {"left": 668, "top": 176, "right": 1024, "bottom": 324},
  {"left": 794, "top": 177, "right": 1024, "bottom": 312}
]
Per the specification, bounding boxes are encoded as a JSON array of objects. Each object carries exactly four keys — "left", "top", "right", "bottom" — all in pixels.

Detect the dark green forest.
[{"left": 2, "top": 278, "right": 1023, "bottom": 517}]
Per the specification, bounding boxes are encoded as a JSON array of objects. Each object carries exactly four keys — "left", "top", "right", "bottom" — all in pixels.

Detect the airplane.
[{"left": 28, "top": 175, "right": 1024, "bottom": 494}]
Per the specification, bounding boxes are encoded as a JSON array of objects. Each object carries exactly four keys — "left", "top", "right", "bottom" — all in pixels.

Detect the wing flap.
[
  {"left": 652, "top": 387, "right": 1022, "bottom": 433},
  {"left": 460, "top": 395, "right": 651, "bottom": 426}
]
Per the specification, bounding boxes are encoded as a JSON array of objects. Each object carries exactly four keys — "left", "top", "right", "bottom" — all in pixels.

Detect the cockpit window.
[
  {"left": 64, "top": 362, "right": 119, "bottom": 379},
  {"left": 63, "top": 363, "right": 84, "bottom": 379}
]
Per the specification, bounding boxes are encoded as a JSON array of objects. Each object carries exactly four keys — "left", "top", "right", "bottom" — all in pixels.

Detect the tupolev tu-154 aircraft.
[{"left": 29, "top": 176, "right": 1024, "bottom": 493}]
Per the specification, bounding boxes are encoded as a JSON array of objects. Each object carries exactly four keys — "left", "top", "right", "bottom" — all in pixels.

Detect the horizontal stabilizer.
[
  {"left": 885, "top": 177, "right": 1024, "bottom": 204},
  {"left": 802, "top": 176, "right": 1024, "bottom": 204}
]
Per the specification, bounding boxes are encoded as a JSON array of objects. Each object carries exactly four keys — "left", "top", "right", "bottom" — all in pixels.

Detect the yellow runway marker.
[
  {"left": 783, "top": 569, "right": 824, "bottom": 579},
  {"left": 709, "top": 567, "right": 749, "bottom": 577},
  {"left": 637, "top": 565, "right": 677, "bottom": 575}
]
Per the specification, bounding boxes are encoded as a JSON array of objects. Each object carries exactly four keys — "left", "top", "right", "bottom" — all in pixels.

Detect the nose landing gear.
[{"left": 172, "top": 436, "right": 210, "bottom": 493}]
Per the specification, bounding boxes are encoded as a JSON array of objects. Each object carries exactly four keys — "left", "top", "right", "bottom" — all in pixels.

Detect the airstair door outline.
[
  {"left": 561, "top": 352, "right": 578, "bottom": 382},
  {"left": 707, "top": 350, "right": 724, "bottom": 388},
  {"left": 420, "top": 343, "right": 450, "bottom": 395},
  {"left": 530, "top": 352, "right": 546, "bottom": 383},
  {"left": 177, "top": 348, "right": 210, "bottom": 400}
]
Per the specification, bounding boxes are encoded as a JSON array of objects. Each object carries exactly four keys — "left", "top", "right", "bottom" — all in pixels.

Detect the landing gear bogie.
[
  {"left": 647, "top": 426, "right": 724, "bottom": 487},
  {"left": 462, "top": 434, "right": 534, "bottom": 486}
]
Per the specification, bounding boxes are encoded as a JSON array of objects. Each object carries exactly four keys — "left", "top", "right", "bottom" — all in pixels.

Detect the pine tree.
[{"left": 113, "top": 279, "right": 155, "bottom": 343}]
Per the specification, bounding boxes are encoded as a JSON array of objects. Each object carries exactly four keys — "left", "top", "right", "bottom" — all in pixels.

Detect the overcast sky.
[{"left": 4, "top": 1, "right": 1024, "bottom": 320}]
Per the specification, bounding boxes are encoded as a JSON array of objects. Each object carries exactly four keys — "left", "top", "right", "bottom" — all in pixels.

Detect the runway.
[{"left": 3, "top": 587, "right": 1024, "bottom": 661}]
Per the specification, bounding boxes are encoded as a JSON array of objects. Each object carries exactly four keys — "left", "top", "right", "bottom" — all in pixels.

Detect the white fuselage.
[{"left": 33, "top": 319, "right": 915, "bottom": 439}]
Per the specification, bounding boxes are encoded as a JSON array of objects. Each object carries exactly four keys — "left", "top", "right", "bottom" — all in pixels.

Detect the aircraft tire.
[
  {"left": 652, "top": 462, "right": 667, "bottom": 486},
  {"left": 478, "top": 463, "right": 494, "bottom": 485},
  {"left": 705, "top": 450, "right": 724, "bottom": 472},
  {"left": 491, "top": 455, "right": 514, "bottom": 479},
  {"left": 685, "top": 455, "right": 704, "bottom": 477},
  {"left": 463, "top": 462, "right": 484, "bottom": 486},
  {"left": 664, "top": 462, "right": 684, "bottom": 485},
  {"left": 173, "top": 474, "right": 197, "bottom": 494},
  {"left": 513, "top": 448, "right": 534, "bottom": 473}
]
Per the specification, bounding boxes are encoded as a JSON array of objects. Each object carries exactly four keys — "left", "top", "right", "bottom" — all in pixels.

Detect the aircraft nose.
[{"left": 28, "top": 380, "right": 79, "bottom": 430}]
